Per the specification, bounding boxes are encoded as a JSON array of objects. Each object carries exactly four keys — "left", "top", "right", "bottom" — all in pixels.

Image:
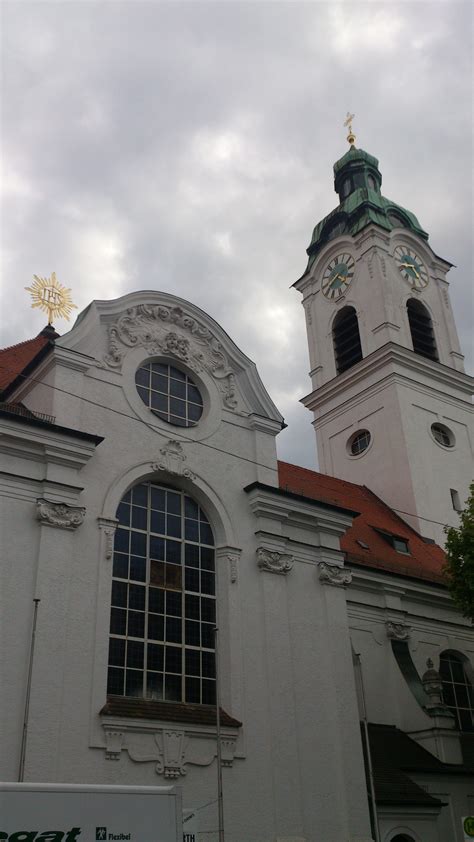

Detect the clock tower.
[{"left": 294, "top": 138, "right": 473, "bottom": 546}]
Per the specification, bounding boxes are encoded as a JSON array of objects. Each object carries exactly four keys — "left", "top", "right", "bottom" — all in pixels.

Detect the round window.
[
  {"left": 135, "top": 362, "right": 203, "bottom": 427},
  {"left": 431, "top": 422, "right": 455, "bottom": 448},
  {"left": 348, "top": 429, "right": 371, "bottom": 456}
]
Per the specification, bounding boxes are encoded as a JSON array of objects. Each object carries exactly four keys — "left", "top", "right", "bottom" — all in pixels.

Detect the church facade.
[{"left": 1, "top": 142, "right": 473, "bottom": 842}]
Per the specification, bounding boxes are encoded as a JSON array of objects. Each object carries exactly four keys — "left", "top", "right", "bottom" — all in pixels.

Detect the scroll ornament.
[
  {"left": 386, "top": 621, "right": 411, "bottom": 641},
  {"left": 318, "top": 562, "right": 352, "bottom": 587},
  {"left": 36, "top": 498, "right": 85, "bottom": 530},
  {"left": 257, "top": 548, "right": 294, "bottom": 575},
  {"left": 102, "top": 304, "right": 238, "bottom": 410},
  {"left": 114, "top": 729, "right": 237, "bottom": 777},
  {"left": 151, "top": 440, "right": 196, "bottom": 480}
]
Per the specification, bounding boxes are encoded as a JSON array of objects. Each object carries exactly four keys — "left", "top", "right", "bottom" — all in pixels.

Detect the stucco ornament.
[
  {"left": 151, "top": 440, "right": 196, "bottom": 480},
  {"left": 124, "top": 729, "right": 236, "bottom": 777},
  {"left": 386, "top": 620, "right": 411, "bottom": 641},
  {"left": 422, "top": 658, "right": 444, "bottom": 705},
  {"left": 318, "top": 562, "right": 352, "bottom": 587},
  {"left": 97, "top": 517, "right": 119, "bottom": 560},
  {"left": 228, "top": 554, "right": 239, "bottom": 583},
  {"left": 102, "top": 304, "right": 238, "bottom": 410},
  {"left": 257, "top": 547, "right": 294, "bottom": 575},
  {"left": 36, "top": 498, "right": 85, "bottom": 530}
]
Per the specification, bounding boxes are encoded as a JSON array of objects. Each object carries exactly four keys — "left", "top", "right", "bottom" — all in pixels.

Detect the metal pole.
[
  {"left": 18, "top": 598, "right": 40, "bottom": 782},
  {"left": 214, "top": 626, "right": 225, "bottom": 842},
  {"left": 354, "top": 652, "right": 380, "bottom": 842}
]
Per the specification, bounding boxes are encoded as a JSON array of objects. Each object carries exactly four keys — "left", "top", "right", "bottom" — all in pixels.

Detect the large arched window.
[
  {"left": 107, "top": 481, "right": 216, "bottom": 705},
  {"left": 333, "top": 306, "right": 363, "bottom": 374},
  {"left": 439, "top": 652, "right": 474, "bottom": 731},
  {"left": 406, "top": 299, "right": 438, "bottom": 361}
]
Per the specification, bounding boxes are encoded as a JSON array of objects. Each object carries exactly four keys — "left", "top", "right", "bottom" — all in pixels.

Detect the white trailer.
[{"left": 0, "top": 783, "right": 183, "bottom": 842}]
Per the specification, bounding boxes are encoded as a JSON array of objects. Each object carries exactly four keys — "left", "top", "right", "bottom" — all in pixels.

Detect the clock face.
[
  {"left": 322, "top": 253, "right": 355, "bottom": 299},
  {"left": 394, "top": 245, "right": 429, "bottom": 289}
]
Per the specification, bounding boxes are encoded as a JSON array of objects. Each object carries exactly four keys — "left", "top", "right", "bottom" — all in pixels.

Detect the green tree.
[{"left": 444, "top": 482, "right": 474, "bottom": 622}]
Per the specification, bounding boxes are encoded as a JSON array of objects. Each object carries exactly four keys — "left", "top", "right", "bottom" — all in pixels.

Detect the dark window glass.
[
  {"left": 440, "top": 652, "right": 474, "bottom": 732},
  {"left": 110, "top": 608, "right": 127, "bottom": 636},
  {"left": 108, "top": 482, "right": 215, "bottom": 703},
  {"left": 135, "top": 362, "right": 203, "bottom": 427},
  {"left": 431, "top": 423, "right": 454, "bottom": 448},
  {"left": 109, "top": 638, "right": 126, "bottom": 667},
  {"left": 349, "top": 430, "right": 371, "bottom": 456},
  {"left": 113, "top": 553, "right": 129, "bottom": 579},
  {"left": 148, "top": 614, "right": 164, "bottom": 641},
  {"left": 333, "top": 306, "right": 363, "bottom": 374},
  {"left": 107, "top": 667, "right": 124, "bottom": 695},
  {"left": 185, "top": 568, "right": 200, "bottom": 592},
  {"left": 407, "top": 299, "right": 438, "bottom": 361}
]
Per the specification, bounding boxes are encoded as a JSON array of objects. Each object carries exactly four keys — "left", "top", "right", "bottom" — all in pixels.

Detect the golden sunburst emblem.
[{"left": 25, "top": 272, "right": 77, "bottom": 325}]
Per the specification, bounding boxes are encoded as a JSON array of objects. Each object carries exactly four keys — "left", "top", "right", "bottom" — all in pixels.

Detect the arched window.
[
  {"left": 406, "top": 299, "right": 438, "bottom": 361},
  {"left": 391, "top": 836, "right": 416, "bottom": 842},
  {"left": 439, "top": 652, "right": 474, "bottom": 731},
  {"left": 107, "top": 481, "right": 216, "bottom": 705},
  {"left": 333, "top": 306, "right": 363, "bottom": 374}
]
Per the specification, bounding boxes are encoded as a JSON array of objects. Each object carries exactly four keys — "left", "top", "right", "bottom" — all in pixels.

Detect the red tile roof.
[
  {"left": 278, "top": 461, "right": 446, "bottom": 584},
  {"left": 0, "top": 332, "right": 55, "bottom": 392}
]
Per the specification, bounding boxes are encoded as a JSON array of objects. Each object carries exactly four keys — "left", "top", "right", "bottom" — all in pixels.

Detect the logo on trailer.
[{"left": 96, "top": 831, "right": 107, "bottom": 841}]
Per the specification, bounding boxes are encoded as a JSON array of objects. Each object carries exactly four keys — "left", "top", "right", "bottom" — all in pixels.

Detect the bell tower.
[{"left": 294, "top": 129, "right": 473, "bottom": 546}]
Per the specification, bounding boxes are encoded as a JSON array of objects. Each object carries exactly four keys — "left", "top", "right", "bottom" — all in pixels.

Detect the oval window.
[
  {"left": 348, "top": 429, "right": 371, "bottom": 456},
  {"left": 431, "top": 422, "right": 455, "bottom": 448},
  {"left": 135, "top": 362, "right": 203, "bottom": 427}
]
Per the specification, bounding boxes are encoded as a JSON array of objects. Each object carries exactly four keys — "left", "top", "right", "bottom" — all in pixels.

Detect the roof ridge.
[{"left": 0, "top": 334, "right": 48, "bottom": 355}]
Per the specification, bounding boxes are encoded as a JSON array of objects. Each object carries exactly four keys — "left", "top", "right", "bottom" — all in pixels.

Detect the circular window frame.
[
  {"left": 122, "top": 348, "right": 223, "bottom": 441},
  {"left": 430, "top": 422, "right": 455, "bottom": 449},
  {"left": 347, "top": 429, "right": 372, "bottom": 458},
  {"left": 135, "top": 360, "right": 204, "bottom": 429}
]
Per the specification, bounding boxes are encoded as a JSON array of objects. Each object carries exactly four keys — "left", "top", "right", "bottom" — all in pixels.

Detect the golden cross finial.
[
  {"left": 344, "top": 112, "right": 356, "bottom": 146},
  {"left": 25, "top": 272, "right": 77, "bottom": 325}
]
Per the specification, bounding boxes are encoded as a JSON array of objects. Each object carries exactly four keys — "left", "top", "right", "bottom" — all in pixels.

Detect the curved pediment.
[{"left": 58, "top": 290, "right": 284, "bottom": 425}]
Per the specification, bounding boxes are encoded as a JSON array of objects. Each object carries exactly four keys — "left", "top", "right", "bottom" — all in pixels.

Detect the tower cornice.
[{"left": 302, "top": 342, "right": 474, "bottom": 415}]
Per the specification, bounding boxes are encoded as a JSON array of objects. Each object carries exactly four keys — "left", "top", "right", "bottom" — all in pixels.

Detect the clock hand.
[{"left": 400, "top": 261, "right": 420, "bottom": 278}]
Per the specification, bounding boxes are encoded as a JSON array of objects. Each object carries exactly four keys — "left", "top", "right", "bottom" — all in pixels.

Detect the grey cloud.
[{"left": 1, "top": 1, "right": 472, "bottom": 469}]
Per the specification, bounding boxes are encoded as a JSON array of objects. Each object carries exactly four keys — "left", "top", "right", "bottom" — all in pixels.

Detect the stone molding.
[
  {"left": 151, "top": 440, "right": 196, "bottom": 480},
  {"left": 386, "top": 620, "right": 411, "bottom": 640},
  {"left": 36, "top": 498, "right": 86, "bottom": 530},
  {"left": 97, "top": 517, "right": 119, "bottom": 560},
  {"left": 318, "top": 561, "right": 352, "bottom": 587},
  {"left": 257, "top": 547, "right": 294, "bottom": 575},
  {"left": 103, "top": 723, "right": 237, "bottom": 777},
  {"left": 102, "top": 304, "right": 238, "bottom": 410}
]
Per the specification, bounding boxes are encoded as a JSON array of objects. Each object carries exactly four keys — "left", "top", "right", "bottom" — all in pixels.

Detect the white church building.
[{"left": 1, "top": 141, "right": 473, "bottom": 842}]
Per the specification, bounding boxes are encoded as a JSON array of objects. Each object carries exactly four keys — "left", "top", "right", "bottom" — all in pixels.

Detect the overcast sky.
[{"left": 1, "top": 0, "right": 472, "bottom": 468}]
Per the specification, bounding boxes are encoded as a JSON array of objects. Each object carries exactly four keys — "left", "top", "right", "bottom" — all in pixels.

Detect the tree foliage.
[{"left": 444, "top": 482, "right": 474, "bottom": 622}]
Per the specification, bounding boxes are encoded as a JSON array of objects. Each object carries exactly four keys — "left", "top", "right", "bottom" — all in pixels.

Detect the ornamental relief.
[
  {"left": 151, "top": 440, "right": 196, "bottom": 480},
  {"left": 36, "top": 498, "right": 85, "bottom": 530},
  {"left": 103, "top": 727, "right": 237, "bottom": 777},
  {"left": 386, "top": 620, "right": 411, "bottom": 641},
  {"left": 318, "top": 562, "right": 352, "bottom": 587},
  {"left": 101, "top": 304, "right": 238, "bottom": 411},
  {"left": 257, "top": 547, "right": 294, "bottom": 575}
]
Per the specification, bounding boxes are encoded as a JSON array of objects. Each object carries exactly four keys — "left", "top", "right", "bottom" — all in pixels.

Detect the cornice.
[
  {"left": 0, "top": 416, "right": 101, "bottom": 470},
  {"left": 302, "top": 342, "right": 474, "bottom": 413}
]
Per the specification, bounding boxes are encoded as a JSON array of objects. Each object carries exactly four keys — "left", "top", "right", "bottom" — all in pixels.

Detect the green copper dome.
[{"left": 304, "top": 145, "right": 428, "bottom": 274}]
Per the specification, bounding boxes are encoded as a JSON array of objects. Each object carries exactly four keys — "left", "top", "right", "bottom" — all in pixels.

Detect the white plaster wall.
[{"left": 1, "top": 292, "right": 374, "bottom": 842}]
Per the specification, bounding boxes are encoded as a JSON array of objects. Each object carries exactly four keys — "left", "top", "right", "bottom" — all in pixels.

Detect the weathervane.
[
  {"left": 25, "top": 272, "right": 77, "bottom": 325},
  {"left": 344, "top": 112, "right": 356, "bottom": 146}
]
